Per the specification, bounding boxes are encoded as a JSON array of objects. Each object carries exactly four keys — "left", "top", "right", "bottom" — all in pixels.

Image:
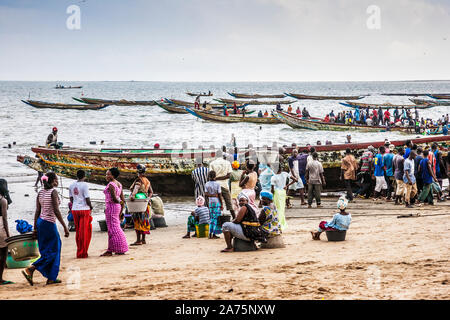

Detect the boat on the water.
[
  {"left": 428, "top": 94, "right": 450, "bottom": 100},
  {"left": 274, "top": 111, "right": 414, "bottom": 133},
  {"left": 154, "top": 101, "right": 255, "bottom": 115},
  {"left": 73, "top": 97, "right": 157, "bottom": 106},
  {"left": 22, "top": 100, "right": 109, "bottom": 110},
  {"left": 228, "top": 92, "right": 286, "bottom": 99},
  {"left": 186, "top": 92, "right": 213, "bottom": 97},
  {"left": 165, "top": 98, "right": 229, "bottom": 108},
  {"left": 410, "top": 99, "right": 450, "bottom": 106},
  {"left": 215, "top": 98, "right": 295, "bottom": 105},
  {"left": 340, "top": 101, "right": 435, "bottom": 110},
  {"left": 185, "top": 108, "right": 281, "bottom": 124},
  {"left": 17, "top": 136, "right": 449, "bottom": 195},
  {"left": 285, "top": 93, "right": 366, "bottom": 100},
  {"left": 55, "top": 85, "right": 82, "bottom": 89}
]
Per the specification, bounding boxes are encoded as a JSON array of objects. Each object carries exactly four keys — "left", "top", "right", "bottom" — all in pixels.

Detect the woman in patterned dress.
[
  {"left": 204, "top": 170, "right": 223, "bottom": 239},
  {"left": 129, "top": 164, "right": 153, "bottom": 246},
  {"left": 101, "top": 168, "right": 128, "bottom": 256}
]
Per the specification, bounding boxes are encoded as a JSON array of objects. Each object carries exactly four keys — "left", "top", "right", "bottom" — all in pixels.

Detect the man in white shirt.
[
  {"left": 69, "top": 170, "right": 93, "bottom": 258},
  {"left": 209, "top": 149, "right": 234, "bottom": 218}
]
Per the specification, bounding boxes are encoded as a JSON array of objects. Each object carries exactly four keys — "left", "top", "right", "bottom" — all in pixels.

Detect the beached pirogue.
[
  {"left": 275, "top": 111, "right": 416, "bottom": 133},
  {"left": 17, "top": 136, "right": 449, "bottom": 196},
  {"left": 22, "top": 100, "right": 109, "bottom": 110},
  {"left": 410, "top": 98, "right": 450, "bottom": 106}
]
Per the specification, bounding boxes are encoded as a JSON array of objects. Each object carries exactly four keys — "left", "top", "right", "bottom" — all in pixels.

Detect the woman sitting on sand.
[
  {"left": 101, "top": 168, "right": 128, "bottom": 256},
  {"left": 221, "top": 192, "right": 268, "bottom": 252},
  {"left": 258, "top": 191, "right": 281, "bottom": 237},
  {"left": 22, "top": 172, "right": 70, "bottom": 286},
  {"left": 129, "top": 164, "right": 153, "bottom": 246},
  {"left": 204, "top": 171, "right": 223, "bottom": 239},
  {"left": 310, "top": 196, "right": 351, "bottom": 241}
]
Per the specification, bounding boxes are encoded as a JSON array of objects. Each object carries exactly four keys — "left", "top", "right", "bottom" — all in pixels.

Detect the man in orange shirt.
[{"left": 341, "top": 148, "right": 358, "bottom": 201}]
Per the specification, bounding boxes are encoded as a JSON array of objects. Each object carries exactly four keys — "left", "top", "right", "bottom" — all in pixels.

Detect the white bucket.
[{"left": 125, "top": 198, "right": 149, "bottom": 213}]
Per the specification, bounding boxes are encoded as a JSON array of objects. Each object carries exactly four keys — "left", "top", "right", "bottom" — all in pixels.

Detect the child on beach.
[
  {"left": 310, "top": 196, "right": 351, "bottom": 240},
  {"left": 183, "top": 196, "right": 210, "bottom": 238}
]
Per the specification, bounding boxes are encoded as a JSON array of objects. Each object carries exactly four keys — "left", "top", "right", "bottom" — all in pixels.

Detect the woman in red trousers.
[{"left": 69, "top": 170, "right": 93, "bottom": 258}]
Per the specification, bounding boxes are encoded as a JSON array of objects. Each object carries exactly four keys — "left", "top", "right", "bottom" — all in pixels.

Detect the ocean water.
[{"left": 1, "top": 80, "right": 449, "bottom": 229}]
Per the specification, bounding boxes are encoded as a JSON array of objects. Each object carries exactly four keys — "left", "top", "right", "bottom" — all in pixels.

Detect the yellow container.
[{"left": 195, "top": 224, "right": 209, "bottom": 238}]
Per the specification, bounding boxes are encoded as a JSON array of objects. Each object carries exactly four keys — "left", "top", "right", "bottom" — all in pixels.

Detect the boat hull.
[
  {"left": 216, "top": 98, "right": 295, "bottom": 105},
  {"left": 22, "top": 100, "right": 109, "bottom": 110},
  {"left": 17, "top": 137, "right": 449, "bottom": 195},
  {"left": 275, "top": 111, "right": 412, "bottom": 133},
  {"left": 285, "top": 93, "right": 366, "bottom": 100},
  {"left": 75, "top": 97, "right": 157, "bottom": 106},
  {"left": 340, "top": 101, "right": 434, "bottom": 110},
  {"left": 185, "top": 108, "right": 281, "bottom": 124},
  {"left": 228, "top": 92, "right": 286, "bottom": 99}
]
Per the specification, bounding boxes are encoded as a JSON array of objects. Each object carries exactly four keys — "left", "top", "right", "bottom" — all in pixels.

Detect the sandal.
[
  {"left": 130, "top": 242, "right": 143, "bottom": 246},
  {"left": 46, "top": 279, "right": 62, "bottom": 285},
  {"left": 0, "top": 280, "right": 15, "bottom": 285},
  {"left": 221, "top": 248, "right": 234, "bottom": 253},
  {"left": 100, "top": 251, "right": 113, "bottom": 257},
  {"left": 21, "top": 270, "right": 34, "bottom": 286}
]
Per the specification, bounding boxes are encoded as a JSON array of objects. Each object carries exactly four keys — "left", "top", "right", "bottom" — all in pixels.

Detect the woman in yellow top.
[{"left": 129, "top": 164, "right": 153, "bottom": 245}]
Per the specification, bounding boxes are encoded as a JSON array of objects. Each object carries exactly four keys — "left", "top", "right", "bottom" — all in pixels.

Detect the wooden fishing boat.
[
  {"left": 17, "top": 136, "right": 449, "bottom": 195},
  {"left": 410, "top": 99, "right": 450, "bottom": 106},
  {"left": 228, "top": 92, "right": 286, "bottom": 99},
  {"left": 73, "top": 97, "right": 157, "bottom": 106},
  {"left": 185, "top": 108, "right": 281, "bottom": 124},
  {"left": 381, "top": 93, "right": 429, "bottom": 97},
  {"left": 186, "top": 92, "right": 213, "bottom": 97},
  {"left": 165, "top": 98, "right": 228, "bottom": 108},
  {"left": 274, "top": 111, "right": 414, "bottom": 133},
  {"left": 285, "top": 93, "right": 366, "bottom": 100},
  {"left": 22, "top": 100, "right": 109, "bottom": 110},
  {"left": 428, "top": 94, "right": 450, "bottom": 100},
  {"left": 154, "top": 101, "right": 256, "bottom": 115},
  {"left": 55, "top": 85, "right": 82, "bottom": 89},
  {"left": 339, "top": 101, "right": 435, "bottom": 110},
  {"left": 215, "top": 98, "right": 296, "bottom": 105}
]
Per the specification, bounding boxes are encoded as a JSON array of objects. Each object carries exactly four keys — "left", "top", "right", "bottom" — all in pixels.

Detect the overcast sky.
[{"left": 0, "top": 0, "right": 449, "bottom": 81}]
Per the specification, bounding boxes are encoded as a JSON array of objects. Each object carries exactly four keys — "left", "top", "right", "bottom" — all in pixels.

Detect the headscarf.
[
  {"left": 238, "top": 191, "right": 249, "bottom": 201},
  {"left": 196, "top": 196, "right": 205, "bottom": 207},
  {"left": 337, "top": 195, "right": 348, "bottom": 210},
  {"left": 232, "top": 160, "right": 240, "bottom": 169},
  {"left": 238, "top": 189, "right": 258, "bottom": 213},
  {"left": 260, "top": 191, "right": 273, "bottom": 201},
  {"left": 0, "top": 178, "right": 12, "bottom": 205}
]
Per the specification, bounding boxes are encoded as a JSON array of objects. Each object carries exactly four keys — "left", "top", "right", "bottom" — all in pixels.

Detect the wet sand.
[{"left": 0, "top": 197, "right": 449, "bottom": 300}]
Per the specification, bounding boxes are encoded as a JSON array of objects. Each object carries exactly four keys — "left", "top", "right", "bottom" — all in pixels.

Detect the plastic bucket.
[
  {"left": 195, "top": 224, "right": 209, "bottom": 238},
  {"left": 125, "top": 198, "right": 149, "bottom": 213},
  {"left": 6, "top": 253, "right": 39, "bottom": 269},
  {"left": 6, "top": 233, "right": 40, "bottom": 262},
  {"left": 325, "top": 230, "right": 347, "bottom": 241}
]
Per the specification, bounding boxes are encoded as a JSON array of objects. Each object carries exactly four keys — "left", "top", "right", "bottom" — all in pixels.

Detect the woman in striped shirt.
[{"left": 22, "top": 172, "right": 70, "bottom": 286}]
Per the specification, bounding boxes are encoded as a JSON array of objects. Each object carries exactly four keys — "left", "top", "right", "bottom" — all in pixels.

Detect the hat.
[
  {"left": 154, "top": 143, "right": 160, "bottom": 149},
  {"left": 232, "top": 160, "right": 240, "bottom": 169},
  {"left": 389, "top": 144, "right": 395, "bottom": 151},
  {"left": 337, "top": 195, "right": 348, "bottom": 210},
  {"left": 260, "top": 191, "right": 273, "bottom": 201},
  {"left": 385, "top": 140, "right": 390, "bottom": 145},
  {"left": 136, "top": 164, "right": 146, "bottom": 174},
  {"left": 196, "top": 196, "right": 205, "bottom": 207},
  {"left": 52, "top": 127, "right": 58, "bottom": 132}
]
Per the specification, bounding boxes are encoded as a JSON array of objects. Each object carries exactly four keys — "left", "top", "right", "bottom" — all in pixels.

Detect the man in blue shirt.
[
  {"left": 373, "top": 146, "right": 388, "bottom": 200},
  {"left": 417, "top": 150, "right": 438, "bottom": 205},
  {"left": 403, "top": 140, "right": 413, "bottom": 159},
  {"left": 383, "top": 145, "right": 395, "bottom": 200}
]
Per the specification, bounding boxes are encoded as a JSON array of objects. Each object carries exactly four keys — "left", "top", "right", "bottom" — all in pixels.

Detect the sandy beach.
[{"left": 1, "top": 197, "right": 448, "bottom": 300}]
